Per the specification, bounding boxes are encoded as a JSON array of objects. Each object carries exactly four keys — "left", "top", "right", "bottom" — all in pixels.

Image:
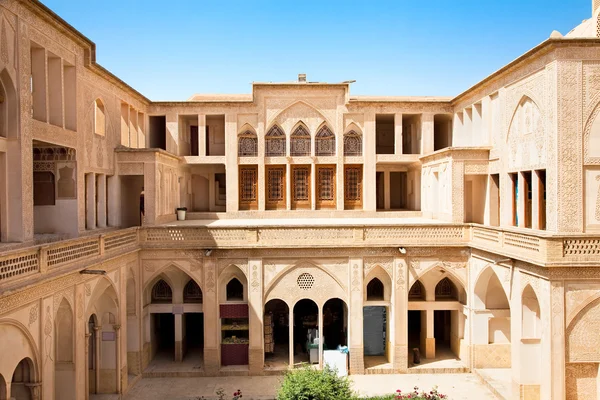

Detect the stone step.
[
  {"left": 142, "top": 370, "right": 206, "bottom": 378},
  {"left": 407, "top": 366, "right": 470, "bottom": 374},
  {"left": 364, "top": 367, "right": 396, "bottom": 375}
]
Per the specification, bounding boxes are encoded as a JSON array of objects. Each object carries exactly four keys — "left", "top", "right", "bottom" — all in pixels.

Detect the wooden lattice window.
[
  {"left": 33, "top": 171, "right": 56, "bottom": 206},
  {"left": 292, "top": 165, "right": 311, "bottom": 209},
  {"left": 265, "top": 125, "right": 286, "bottom": 156},
  {"left": 290, "top": 124, "right": 311, "bottom": 156},
  {"left": 184, "top": 280, "right": 203, "bottom": 303},
  {"left": 239, "top": 165, "right": 258, "bottom": 210},
  {"left": 238, "top": 130, "right": 258, "bottom": 156},
  {"left": 435, "top": 277, "right": 457, "bottom": 300},
  {"left": 151, "top": 279, "right": 172, "bottom": 303},
  {"left": 409, "top": 280, "right": 425, "bottom": 300},
  {"left": 344, "top": 130, "right": 362, "bottom": 156},
  {"left": 344, "top": 165, "right": 362, "bottom": 209},
  {"left": 315, "top": 125, "right": 336, "bottom": 156},
  {"left": 316, "top": 165, "right": 336, "bottom": 209},
  {"left": 266, "top": 165, "right": 286, "bottom": 210}
]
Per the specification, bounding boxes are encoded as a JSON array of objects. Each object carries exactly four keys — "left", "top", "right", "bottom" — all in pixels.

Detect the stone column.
[
  {"left": 289, "top": 307, "right": 295, "bottom": 367},
  {"left": 198, "top": 115, "right": 206, "bottom": 156},
  {"left": 518, "top": 172, "right": 526, "bottom": 228},
  {"left": 248, "top": 259, "right": 264, "bottom": 374},
  {"left": 85, "top": 173, "right": 96, "bottom": 230},
  {"left": 203, "top": 258, "right": 219, "bottom": 374},
  {"left": 532, "top": 171, "right": 541, "bottom": 230},
  {"left": 84, "top": 333, "right": 91, "bottom": 400},
  {"left": 318, "top": 306, "right": 323, "bottom": 369},
  {"left": 550, "top": 281, "right": 565, "bottom": 400},
  {"left": 25, "top": 382, "right": 41, "bottom": 400},
  {"left": 225, "top": 113, "right": 239, "bottom": 212},
  {"left": 425, "top": 310, "right": 435, "bottom": 359},
  {"left": 174, "top": 313, "right": 183, "bottom": 362},
  {"left": 394, "top": 113, "right": 403, "bottom": 155},
  {"left": 94, "top": 326, "right": 101, "bottom": 394},
  {"left": 285, "top": 164, "right": 291, "bottom": 210},
  {"left": 363, "top": 112, "right": 376, "bottom": 211},
  {"left": 114, "top": 325, "right": 122, "bottom": 393},
  {"left": 348, "top": 259, "right": 364, "bottom": 373},
  {"left": 393, "top": 258, "right": 408, "bottom": 372},
  {"left": 310, "top": 161, "right": 316, "bottom": 211},
  {"left": 421, "top": 114, "right": 434, "bottom": 155},
  {"left": 96, "top": 174, "right": 107, "bottom": 228},
  {"left": 383, "top": 170, "right": 390, "bottom": 210}
]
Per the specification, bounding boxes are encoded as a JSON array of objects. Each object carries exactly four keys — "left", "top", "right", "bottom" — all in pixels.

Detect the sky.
[{"left": 43, "top": 0, "right": 590, "bottom": 101}]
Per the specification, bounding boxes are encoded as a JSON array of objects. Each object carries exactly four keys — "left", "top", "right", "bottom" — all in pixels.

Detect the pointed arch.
[
  {"left": 435, "top": 277, "right": 458, "bottom": 301},
  {"left": 238, "top": 124, "right": 258, "bottom": 157},
  {"left": 151, "top": 279, "right": 173, "bottom": 304},
  {"left": 0, "top": 373, "right": 6, "bottom": 400},
  {"left": 219, "top": 264, "right": 248, "bottom": 303},
  {"left": 343, "top": 129, "right": 362, "bottom": 156},
  {"left": 0, "top": 320, "right": 41, "bottom": 385},
  {"left": 315, "top": 123, "right": 336, "bottom": 156},
  {"left": 94, "top": 98, "right": 106, "bottom": 136},
  {"left": 183, "top": 279, "right": 203, "bottom": 303},
  {"left": 473, "top": 266, "right": 510, "bottom": 310},
  {"left": 522, "top": 284, "right": 540, "bottom": 339},
  {"left": 366, "top": 278, "right": 384, "bottom": 301},
  {"left": 584, "top": 100, "right": 600, "bottom": 161},
  {"left": 11, "top": 358, "right": 34, "bottom": 400},
  {"left": 290, "top": 121, "right": 311, "bottom": 156},
  {"left": 85, "top": 276, "right": 119, "bottom": 321},
  {"left": 265, "top": 124, "right": 286, "bottom": 156},
  {"left": 0, "top": 68, "right": 17, "bottom": 139},
  {"left": 408, "top": 280, "right": 425, "bottom": 300},
  {"left": 269, "top": 100, "right": 332, "bottom": 129},
  {"left": 55, "top": 298, "right": 74, "bottom": 362},
  {"left": 226, "top": 278, "right": 244, "bottom": 301},
  {"left": 364, "top": 265, "right": 392, "bottom": 302},
  {"left": 506, "top": 93, "right": 544, "bottom": 143}
]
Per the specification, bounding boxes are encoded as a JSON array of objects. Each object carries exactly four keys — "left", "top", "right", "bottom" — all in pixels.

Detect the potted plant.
[{"left": 176, "top": 207, "right": 187, "bottom": 221}]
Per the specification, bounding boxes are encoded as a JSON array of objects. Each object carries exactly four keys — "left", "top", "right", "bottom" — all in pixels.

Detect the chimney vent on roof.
[{"left": 298, "top": 73, "right": 306, "bottom": 83}]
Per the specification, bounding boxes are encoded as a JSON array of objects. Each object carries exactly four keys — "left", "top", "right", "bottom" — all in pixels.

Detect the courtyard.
[{"left": 122, "top": 373, "right": 498, "bottom": 400}]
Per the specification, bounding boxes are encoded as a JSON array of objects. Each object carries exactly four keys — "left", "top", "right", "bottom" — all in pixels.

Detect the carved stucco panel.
[
  {"left": 567, "top": 296, "right": 600, "bottom": 362},
  {"left": 565, "top": 282, "right": 600, "bottom": 327}
]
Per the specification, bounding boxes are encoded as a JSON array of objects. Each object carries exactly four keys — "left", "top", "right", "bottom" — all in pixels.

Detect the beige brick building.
[{"left": 0, "top": 1, "right": 600, "bottom": 399}]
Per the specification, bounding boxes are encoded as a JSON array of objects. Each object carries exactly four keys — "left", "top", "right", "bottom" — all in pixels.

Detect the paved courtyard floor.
[{"left": 123, "top": 373, "right": 498, "bottom": 400}]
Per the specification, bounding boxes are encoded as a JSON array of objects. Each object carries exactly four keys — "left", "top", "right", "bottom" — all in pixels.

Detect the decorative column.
[
  {"left": 550, "top": 281, "right": 565, "bottom": 400},
  {"left": 198, "top": 114, "right": 206, "bottom": 157},
  {"left": 383, "top": 170, "right": 390, "bottom": 210},
  {"left": 348, "top": 260, "right": 364, "bottom": 374},
  {"left": 174, "top": 313, "right": 183, "bottom": 362},
  {"left": 421, "top": 114, "right": 434, "bottom": 155},
  {"left": 25, "top": 382, "right": 42, "bottom": 400},
  {"left": 318, "top": 306, "right": 323, "bottom": 369},
  {"left": 394, "top": 113, "right": 403, "bottom": 155},
  {"left": 203, "top": 257, "right": 219, "bottom": 374},
  {"left": 94, "top": 326, "right": 101, "bottom": 394},
  {"left": 248, "top": 260, "right": 264, "bottom": 374},
  {"left": 114, "top": 324, "right": 122, "bottom": 394},
  {"left": 85, "top": 173, "right": 96, "bottom": 229},
  {"left": 363, "top": 111, "right": 376, "bottom": 211},
  {"left": 393, "top": 258, "right": 408, "bottom": 372},
  {"left": 96, "top": 174, "right": 107, "bottom": 228},
  {"left": 425, "top": 310, "right": 435, "bottom": 359},
  {"left": 518, "top": 172, "right": 526, "bottom": 228},
  {"left": 225, "top": 113, "right": 239, "bottom": 212},
  {"left": 289, "top": 307, "right": 294, "bottom": 367},
  {"left": 84, "top": 333, "right": 91, "bottom": 400}
]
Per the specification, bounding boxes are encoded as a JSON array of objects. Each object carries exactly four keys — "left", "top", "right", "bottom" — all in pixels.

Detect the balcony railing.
[{"left": 0, "top": 223, "right": 599, "bottom": 289}]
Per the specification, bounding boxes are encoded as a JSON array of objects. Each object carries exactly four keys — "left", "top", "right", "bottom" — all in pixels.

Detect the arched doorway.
[
  {"left": 264, "top": 299, "right": 290, "bottom": 371},
  {"left": 520, "top": 285, "right": 541, "bottom": 392},
  {"left": 408, "top": 267, "right": 467, "bottom": 369},
  {"left": 150, "top": 279, "right": 175, "bottom": 361},
  {"left": 10, "top": 358, "right": 34, "bottom": 400},
  {"left": 472, "top": 267, "right": 511, "bottom": 369},
  {"left": 182, "top": 279, "right": 204, "bottom": 366},
  {"left": 323, "top": 298, "right": 347, "bottom": 350},
  {"left": 55, "top": 298, "right": 75, "bottom": 400},
  {"left": 87, "top": 314, "right": 98, "bottom": 396},
  {"left": 363, "top": 268, "right": 392, "bottom": 371},
  {"left": 293, "top": 299, "right": 319, "bottom": 366},
  {"left": 0, "top": 373, "right": 6, "bottom": 400}
]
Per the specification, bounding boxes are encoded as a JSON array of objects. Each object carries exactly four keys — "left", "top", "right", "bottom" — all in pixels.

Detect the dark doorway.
[
  {"left": 184, "top": 313, "right": 204, "bottom": 353},
  {"left": 323, "top": 298, "right": 347, "bottom": 350},
  {"left": 154, "top": 313, "right": 175, "bottom": 358},
  {"left": 363, "top": 306, "right": 386, "bottom": 356},
  {"left": 293, "top": 299, "right": 318, "bottom": 365},
  {"left": 264, "top": 299, "right": 290, "bottom": 370},
  {"left": 408, "top": 310, "right": 423, "bottom": 357},
  {"left": 434, "top": 310, "right": 451, "bottom": 349}
]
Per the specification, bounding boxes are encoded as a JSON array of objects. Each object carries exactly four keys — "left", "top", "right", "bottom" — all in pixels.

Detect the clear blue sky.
[{"left": 43, "top": 0, "right": 590, "bottom": 101}]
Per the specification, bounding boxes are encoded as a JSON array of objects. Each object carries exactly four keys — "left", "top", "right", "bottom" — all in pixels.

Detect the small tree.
[{"left": 277, "top": 366, "right": 355, "bottom": 400}]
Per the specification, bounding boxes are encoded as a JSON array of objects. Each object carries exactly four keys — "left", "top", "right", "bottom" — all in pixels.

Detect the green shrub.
[{"left": 277, "top": 366, "right": 355, "bottom": 400}]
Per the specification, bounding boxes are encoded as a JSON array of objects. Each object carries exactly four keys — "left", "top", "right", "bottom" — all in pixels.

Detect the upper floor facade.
[{"left": 0, "top": 0, "right": 599, "bottom": 248}]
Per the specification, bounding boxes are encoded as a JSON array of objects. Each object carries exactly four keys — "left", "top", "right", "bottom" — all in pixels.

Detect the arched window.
[
  {"left": 522, "top": 285, "right": 541, "bottom": 338},
  {"left": 343, "top": 130, "right": 362, "bottom": 156},
  {"left": 290, "top": 124, "right": 311, "bottom": 156},
  {"left": 265, "top": 125, "right": 286, "bottom": 156},
  {"left": 316, "top": 125, "right": 335, "bottom": 156},
  {"left": 151, "top": 279, "right": 172, "bottom": 303},
  {"left": 238, "top": 130, "right": 258, "bottom": 157},
  {"left": 435, "top": 277, "right": 457, "bottom": 300},
  {"left": 226, "top": 278, "right": 244, "bottom": 301},
  {"left": 94, "top": 99, "right": 105, "bottom": 136},
  {"left": 183, "top": 279, "right": 203, "bottom": 303},
  {"left": 408, "top": 280, "right": 425, "bottom": 300},
  {"left": 366, "top": 278, "right": 384, "bottom": 301}
]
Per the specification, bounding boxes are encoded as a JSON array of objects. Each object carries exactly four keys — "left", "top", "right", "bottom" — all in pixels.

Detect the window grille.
[
  {"left": 344, "top": 165, "right": 362, "bottom": 208},
  {"left": 290, "top": 124, "right": 311, "bottom": 156},
  {"left": 238, "top": 130, "right": 257, "bottom": 156},
  {"left": 435, "top": 277, "right": 456, "bottom": 300},
  {"left": 226, "top": 278, "right": 244, "bottom": 301},
  {"left": 152, "top": 279, "right": 172, "bottom": 303},
  {"left": 409, "top": 280, "right": 425, "bottom": 300},
  {"left": 293, "top": 166, "right": 310, "bottom": 202},
  {"left": 33, "top": 171, "right": 55, "bottom": 206},
  {"left": 265, "top": 125, "right": 286, "bottom": 156},
  {"left": 367, "top": 278, "right": 384, "bottom": 300},
  {"left": 315, "top": 125, "right": 336, "bottom": 156},
  {"left": 266, "top": 166, "right": 285, "bottom": 209},
  {"left": 316, "top": 166, "right": 336, "bottom": 209},
  {"left": 239, "top": 166, "right": 258, "bottom": 209},
  {"left": 183, "top": 280, "right": 203, "bottom": 303},
  {"left": 343, "top": 130, "right": 362, "bottom": 156}
]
